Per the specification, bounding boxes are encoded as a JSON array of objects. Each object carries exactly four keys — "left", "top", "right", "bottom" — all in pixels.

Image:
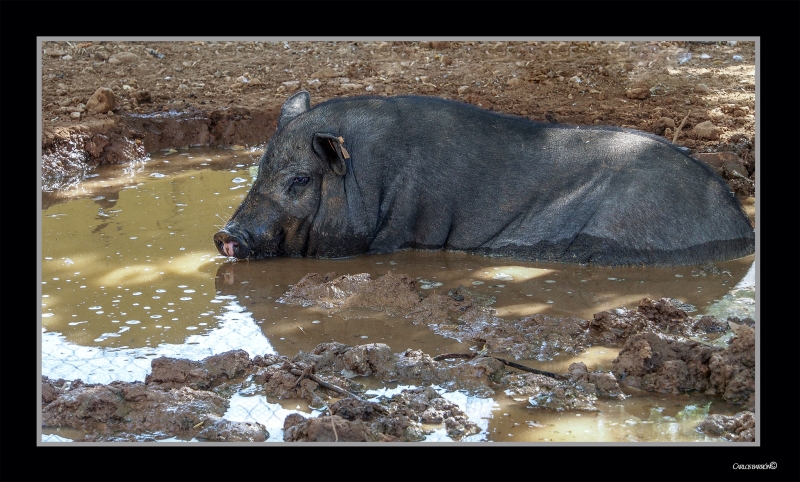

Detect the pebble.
[
  {"left": 110, "top": 52, "right": 139, "bottom": 64},
  {"left": 625, "top": 87, "right": 650, "bottom": 99},
  {"left": 723, "top": 160, "right": 748, "bottom": 179},
  {"left": 70, "top": 111, "right": 81, "bottom": 119},
  {"left": 339, "top": 83, "right": 363, "bottom": 91},
  {"left": 693, "top": 120, "right": 720, "bottom": 140},
  {"left": 45, "top": 49, "right": 67, "bottom": 57},
  {"left": 694, "top": 83, "right": 711, "bottom": 93},
  {"left": 311, "top": 68, "right": 343, "bottom": 78},
  {"left": 659, "top": 116, "right": 675, "bottom": 128},
  {"left": 85, "top": 87, "right": 116, "bottom": 115},
  {"left": 732, "top": 55, "right": 743, "bottom": 61}
]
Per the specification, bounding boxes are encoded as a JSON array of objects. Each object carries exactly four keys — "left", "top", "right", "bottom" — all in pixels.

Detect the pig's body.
[{"left": 214, "top": 91, "right": 755, "bottom": 266}]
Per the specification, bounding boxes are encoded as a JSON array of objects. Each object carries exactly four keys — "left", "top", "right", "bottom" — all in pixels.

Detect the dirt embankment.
[{"left": 41, "top": 40, "right": 755, "bottom": 195}]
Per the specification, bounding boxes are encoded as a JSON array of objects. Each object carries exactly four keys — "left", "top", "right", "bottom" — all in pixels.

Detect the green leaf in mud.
[{"left": 249, "top": 165, "right": 259, "bottom": 180}]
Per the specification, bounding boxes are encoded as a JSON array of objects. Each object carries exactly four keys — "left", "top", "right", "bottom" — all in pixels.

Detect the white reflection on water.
[{"left": 41, "top": 298, "right": 275, "bottom": 384}]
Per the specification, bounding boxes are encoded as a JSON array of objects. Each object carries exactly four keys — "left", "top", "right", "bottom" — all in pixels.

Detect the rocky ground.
[{"left": 41, "top": 40, "right": 756, "bottom": 196}]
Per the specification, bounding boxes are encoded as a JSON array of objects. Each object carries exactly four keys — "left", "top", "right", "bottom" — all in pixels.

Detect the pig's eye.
[{"left": 292, "top": 176, "right": 310, "bottom": 186}]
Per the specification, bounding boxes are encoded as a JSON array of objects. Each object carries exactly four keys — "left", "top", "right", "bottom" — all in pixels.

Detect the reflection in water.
[
  {"left": 40, "top": 147, "right": 756, "bottom": 443},
  {"left": 41, "top": 297, "right": 274, "bottom": 384}
]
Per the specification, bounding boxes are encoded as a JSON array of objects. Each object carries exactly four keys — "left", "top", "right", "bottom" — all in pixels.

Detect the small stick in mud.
[
  {"left": 672, "top": 113, "right": 690, "bottom": 143},
  {"left": 331, "top": 415, "right": 339, "bottom": 442},
  {"left": 291, "top": 368, "right": 363, "bottom": 401},
  {"left": 433, "top": 353, "right": 567, "bottom": 380}
]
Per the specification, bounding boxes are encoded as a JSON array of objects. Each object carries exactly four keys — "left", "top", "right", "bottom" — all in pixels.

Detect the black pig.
[{"left": 214, "top": 91, "right": 755, "bottom": 266}]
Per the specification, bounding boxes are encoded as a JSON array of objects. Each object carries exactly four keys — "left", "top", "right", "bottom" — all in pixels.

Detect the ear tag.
[{"left": 337, "top": 136, "right": 350, "bottom": 159}]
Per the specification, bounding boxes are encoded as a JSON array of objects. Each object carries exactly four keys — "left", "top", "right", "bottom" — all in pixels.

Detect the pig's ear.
[
  {"left": 312, "top": 133, "right": 348, "bottom": 176},
  {"left": 277, "top": 90, "right": 311, "bottom": 131}
]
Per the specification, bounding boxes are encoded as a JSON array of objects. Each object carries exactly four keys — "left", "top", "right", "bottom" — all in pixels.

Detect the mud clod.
[
  {"left": 197, "top": 419, "right": 268, "bottom": 442},
  {"left": 146, "top": 349, "right": 252, "bottom": 389},
  {"left": 696, "top": 411, "right": 755, "bottom": 442}
]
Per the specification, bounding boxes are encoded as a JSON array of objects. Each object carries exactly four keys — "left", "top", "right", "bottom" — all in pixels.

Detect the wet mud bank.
[
  {"left": 42, "top": 272, "right": 755, "bottom": 442},
  {"left": 41, "top": 106, "right": 279, "bottom": 188}
]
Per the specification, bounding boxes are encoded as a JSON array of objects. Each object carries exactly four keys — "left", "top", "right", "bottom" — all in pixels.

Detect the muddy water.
[{"left": 40, "top": 147, "right": 756, "bottom": 443}]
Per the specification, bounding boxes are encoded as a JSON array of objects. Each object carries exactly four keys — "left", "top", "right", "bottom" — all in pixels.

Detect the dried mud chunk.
[
  {"left": 278, "top": 272, "right": 355, "bottom": 307},
  {"left": 482, "top": 314, "right": 589, "bottom": 361},
  {"left": 283, "top": 415, "right": 372, "bottom": 442},
  {"left": 568, "top": 362, "right": 626, "bottom": 400},
  {"left": 527, "top": 384, "right": 598, "bottom": 412},
  {"left": 696, "top": 411, "right": 755, "bottom": 442},
  {"left": 283, "top": 399, "right": 410, "bottom": 442},
  {"left": 503, "top": 370, "right": 598, "bottom": 411},
  {"left": 394, "top": 349, "right": 453, "bottom": 386},
  {"left": 340, "top": 343, "right": 399, "bottom": 381},
  {"left": 329, "top": 398, "right": 387, "bottom": 421},
  {"left": 145, "top": 349, "right": 251, "bottom": 389},
  {"left": 612, "top": 331, "right": 720, "bottom": 394},
  {"left": 42, "top": 382, "right": 228, "bottom": 435},
  {"left": 347, "top": 272, "right": 419, "bottom": 315},
  {"left": 294, "top": 342, "right": 399, "bottom": 382},
  {"left": 385, "top": 387, "right": 480, "bottom": 440},
  {"left": 252, "top": 361, "right": 318, "bottom": 399},
  {"left": 197, "top": 418, "right": 268, "bottom": 442},
  {"left": 41, "top": 376, "right": 67, "bottom": 404},
  {"left": 708, "top": 324, "right": 755, "bottom": 409},
  {"left": 590, "top": 298, "right": 709, "bottom": 344},
  {"left": 589, "top": 307, "right": 645, "bottom": 344},
  {"left": 279, "top": 272, "right": 418, "bottom": 314},
  {"left": 611, "top": 323, "right": 755, "bottom": 408},
  {"left": 637, "top": 298, "right": 689, "bottom": 325},
  {"left": 445, "top": 356, "right": 506, "bottom": 396},
  {"left": 692, "top": 315, "right": 728, "bottom": 333}
]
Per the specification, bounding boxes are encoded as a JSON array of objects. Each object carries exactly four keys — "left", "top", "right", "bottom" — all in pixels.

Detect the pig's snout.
[{"left": 214, "top": 229, "right": 250, "bottom": 258}]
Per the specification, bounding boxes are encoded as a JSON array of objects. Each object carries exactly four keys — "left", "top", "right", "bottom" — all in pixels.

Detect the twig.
[
  {"left": 434, "top": 353, "right": 478, "bottom": 361},
  {"left": 291, "top": 368, "right": 363, "bottom": 400},
  {"left": 433, "top": 353, "right": 567, "bottom": 380},
  {"left": 331, "top": 416, "right": 339, "bottom": 442},
  {"left": 672, "top": 113, "right": 689, "bottom": 143}
]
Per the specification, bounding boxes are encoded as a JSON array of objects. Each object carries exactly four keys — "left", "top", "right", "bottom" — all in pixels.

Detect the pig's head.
[{"left": 214, "top": 91, "right": 354, "bottom": 259}]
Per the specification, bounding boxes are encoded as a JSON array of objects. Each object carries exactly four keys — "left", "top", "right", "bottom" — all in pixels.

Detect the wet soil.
[
  {"left": 42, "top": 276, "right": 755, "bottom": 442},
  {"left": 41, "top": 40, "right": 755, "bottom": 196}
]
